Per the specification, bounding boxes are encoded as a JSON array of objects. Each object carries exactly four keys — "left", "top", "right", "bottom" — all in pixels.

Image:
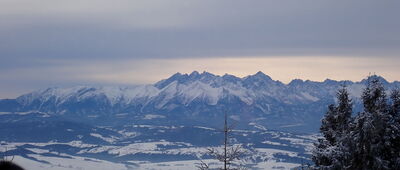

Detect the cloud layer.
[
  {"left": 0, "top": 0, "right": 399, "bottom": 98},
  {"left": 1, "top": 0, "right": 399, "bottom": 61}
]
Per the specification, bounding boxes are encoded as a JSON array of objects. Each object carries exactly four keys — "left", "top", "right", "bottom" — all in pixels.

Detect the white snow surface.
[
  {"left": 12, "top": 151, "right": 301, "bottom": 170},
  {"left": 143, "top": 114, "right": 166, "bottom": 120},
  {"left": 89, "top": 133, "right": 117, "bottom": 143},
  {"left": 2, "top": 139, "right": 309, "bottom": 170},
  {"left": 14, "top": 155, "right": 299, "bottom": 170},
  {"left": 13, "top": 155, "right": 130, "bottom": 170}
]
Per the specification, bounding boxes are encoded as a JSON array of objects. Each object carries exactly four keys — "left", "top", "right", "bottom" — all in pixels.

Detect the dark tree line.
[{"left": 313, "top": 76, "right": 400, "bottom": 169}]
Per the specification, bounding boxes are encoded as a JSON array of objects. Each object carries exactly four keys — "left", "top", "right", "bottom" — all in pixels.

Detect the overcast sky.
[{"left": 0, "top": 0, "right": 399, "bottom": 98}]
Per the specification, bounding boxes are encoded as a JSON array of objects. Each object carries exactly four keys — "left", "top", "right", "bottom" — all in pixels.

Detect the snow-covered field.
[
  {"left": 0, "top": 121, "right": 316, "bottom": 170},
  {"left": 11, "top": 152, "right": 301, "bottom": 170},
  {"left": 2, "top": 133, "right": 315, "bottom": 170}
]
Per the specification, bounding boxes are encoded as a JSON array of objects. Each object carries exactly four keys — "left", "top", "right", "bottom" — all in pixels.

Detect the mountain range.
[{"left": 1, "top": 71, "right": 398, "bottom": 132}]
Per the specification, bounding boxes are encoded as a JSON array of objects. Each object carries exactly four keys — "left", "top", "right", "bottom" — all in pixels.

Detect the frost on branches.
[{"left": 313, "top": 76, "right": 400, "bottom": 170}]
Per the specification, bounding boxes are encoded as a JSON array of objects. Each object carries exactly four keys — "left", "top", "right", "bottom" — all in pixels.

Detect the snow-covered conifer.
[
  {"left": 389, "top": 89, "right": 400, "bottom": 169},
  {"left": 351, "top": 76, "right": 391, "bottom": 169},
  {"left": 313, "top": 86, "right": 353, "bottom": 169}
]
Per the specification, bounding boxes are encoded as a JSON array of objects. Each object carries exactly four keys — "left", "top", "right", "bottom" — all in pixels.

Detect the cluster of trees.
[{"left": 313, "top": 76, "right": 400, "bottom": 169}]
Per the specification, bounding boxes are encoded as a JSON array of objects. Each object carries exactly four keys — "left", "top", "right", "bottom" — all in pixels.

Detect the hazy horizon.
[{"left": 1, "top": 1, "right": 399, "bottom": 98}]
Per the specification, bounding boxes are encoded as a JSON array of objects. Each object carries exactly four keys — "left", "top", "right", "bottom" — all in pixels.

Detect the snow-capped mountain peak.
[
  {"left": 13, "top": 71, "right": 379, "bottom": 110},
  {"left": 3, "top": 71, "right": 398, "bottom": 132}
]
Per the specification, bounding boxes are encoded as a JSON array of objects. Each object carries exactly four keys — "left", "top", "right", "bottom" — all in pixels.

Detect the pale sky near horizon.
[{"left": 0, "top": 0, "right": 399, "bottom": 98}]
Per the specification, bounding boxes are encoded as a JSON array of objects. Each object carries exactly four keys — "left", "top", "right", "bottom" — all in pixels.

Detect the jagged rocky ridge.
[{"left": 1, "top": 71, "right": 399, "bottom": 132}]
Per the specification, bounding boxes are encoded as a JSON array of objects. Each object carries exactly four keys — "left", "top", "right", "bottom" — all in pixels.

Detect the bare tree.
[
  {"left": 1, "top": 147, "right": 25, "bottom": 170},
  {"left": 197, "top": 112, "right": 246, "bottom": 170},
  {"left": 1, "top": 147, "right": 14, "bottom": 162}
]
